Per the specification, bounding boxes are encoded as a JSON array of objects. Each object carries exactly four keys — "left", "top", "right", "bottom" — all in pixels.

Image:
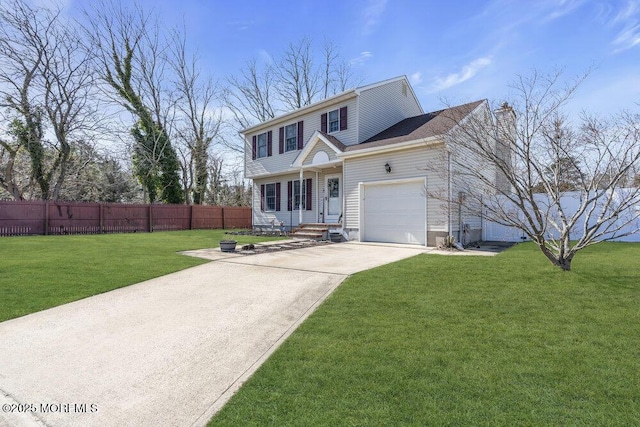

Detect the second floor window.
[
  {"left": 328, "top": 109, "right": 339, "bottom": 133},
  {"left": 321, "top": 106, "right": 347, "bottom": 134},
  {"left": 285, "top": 123, "right": 297, "bottom": 151},
  {"left": 257, "top": 132, "right": 267, "bottom": 158}
]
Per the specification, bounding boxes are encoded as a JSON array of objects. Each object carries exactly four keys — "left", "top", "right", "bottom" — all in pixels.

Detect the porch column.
[
  {"left": 299, "top": 168, "right": 304, "bottom": 224},
  {"left": 315, "top": 171, "right": 319, "bottom": 223}
]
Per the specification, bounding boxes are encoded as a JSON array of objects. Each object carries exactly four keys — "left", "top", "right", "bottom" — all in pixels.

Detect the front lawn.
[
  {"left": 0, "top": 230, "right": 281, "bottom": 323},
  {"left": 210, "top": 242, "right": 640, "bottom": 426}
]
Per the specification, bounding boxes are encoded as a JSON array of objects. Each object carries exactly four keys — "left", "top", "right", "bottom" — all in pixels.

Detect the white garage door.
[{"left": 363, "top": 180, "right": 426, "bottom": 245}]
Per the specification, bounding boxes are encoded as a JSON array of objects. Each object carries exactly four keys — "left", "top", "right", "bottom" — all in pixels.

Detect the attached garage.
[{"left": 361, "top": 179, "right": 426, "bottom": 245}]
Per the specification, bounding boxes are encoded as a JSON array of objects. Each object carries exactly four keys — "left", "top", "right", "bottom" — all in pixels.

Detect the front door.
[{"left": 325, "top": 175, "right": 342, "bottom": 223}]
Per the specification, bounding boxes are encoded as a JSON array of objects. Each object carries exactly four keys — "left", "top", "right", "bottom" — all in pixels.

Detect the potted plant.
[{"left": 219, "top": 240, "right": 237, "bottom": 252}]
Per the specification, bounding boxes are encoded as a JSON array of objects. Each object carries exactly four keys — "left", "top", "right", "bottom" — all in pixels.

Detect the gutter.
[
  {"left": 240, "top": 92, "right": 358, "bottom": 135},
  {"left": 337, "top": 136, "right": 443, "bottom": 159}
]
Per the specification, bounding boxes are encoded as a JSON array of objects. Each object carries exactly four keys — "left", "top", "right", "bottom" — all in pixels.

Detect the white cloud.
[
  {"left": 543, "top": 0, "right": 587, "bottom": 21},
  {"left": 350, "top": 51, "right": 373, "bottom": 66},
  {"left": 431, "top": 57, "right": 492, "bottom": 92},
  {"left": 612, "top": 23, "right": 640, "bottom": 52},
  {"left": 608, "top": 1, "right": 640, "bottom": 52},
  {"left": 362, "top": 0, "right": 387, "bottom": 35},
  {"left": 410, "top": 72, "right": 422, "bottom": 84},
  {"left": 227, "top": 20, "right": 254, "bottom": 31},
  {"left": 257, "top": 49, "right": 275, "bottom": 65},
  {"left": 611, "top": 0, "right": 640, "bottom": 23}
]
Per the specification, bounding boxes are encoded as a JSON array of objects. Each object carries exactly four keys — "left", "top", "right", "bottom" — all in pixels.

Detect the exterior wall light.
[{"left": 385, "top": 162, "right": 391, "bottom": 173}]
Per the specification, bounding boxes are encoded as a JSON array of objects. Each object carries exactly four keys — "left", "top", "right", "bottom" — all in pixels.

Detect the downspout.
[{"left": 424, "top": 176, "right": 428, "bottom": 247}]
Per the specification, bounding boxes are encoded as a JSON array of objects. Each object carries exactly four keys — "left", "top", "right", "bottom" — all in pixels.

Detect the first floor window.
[
  {"left": 293, "top": 180, "right": 306, "bottom": 210},
  {"left": 265, "top": 183, "right": 276, "bottom": 211},
  {"left": 285, "top": 123, "right": 297, "bottom": 152},
  {"left": 328, "top": 109, "right": 339, "bottom": 133},
  {"left": 257, "top": 132, "right": 267, "bottom": 158}
]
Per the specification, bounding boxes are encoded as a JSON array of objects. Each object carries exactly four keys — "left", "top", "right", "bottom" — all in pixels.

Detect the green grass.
[
  {"left": 0, "top": 230, "right": 281, "bottom": 323},
  {"left": 210, "top": 242, "right": 640, "bottom": 426}
]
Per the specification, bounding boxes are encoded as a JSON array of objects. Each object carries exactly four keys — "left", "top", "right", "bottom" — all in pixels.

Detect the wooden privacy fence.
[{"left": 0, "top": 201, "right": 251, "bottom": 236}]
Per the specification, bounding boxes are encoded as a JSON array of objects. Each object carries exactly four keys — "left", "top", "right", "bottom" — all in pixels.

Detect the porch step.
[
  {"left": 291, "top": 223, "right": 339, "bottom": 240},
  {"left": 303, "top": 223, "right": 342, "bottom": 229},
  {"left": 292, "top": 231, "right": 324, "bottom": 239}
]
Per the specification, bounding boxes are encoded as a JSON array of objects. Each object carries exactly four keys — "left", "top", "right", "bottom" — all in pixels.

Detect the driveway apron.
[{"left": 0, "top": 242, "right": 427, "bottom": 427}]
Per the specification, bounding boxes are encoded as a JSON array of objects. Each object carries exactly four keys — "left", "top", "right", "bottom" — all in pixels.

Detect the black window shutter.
[
  {"left": 340, "top": 106, "right": 348, "bottom": 131},
  {"left": 279, "top": 127, "right": 284, "bottom": 154},
  {"left": 321, "top": 113, "right": 327, "bottom": 133},
  {"left": 252, "top": 136, "right": 257, "bottom": 160},
  {"left": 287, "top": 181, "right": 292, "bottom": 211},
  {"left": 306, "top": 179, "right": 312, "bottom": 211},
  {"left": 267, "top": 131, "right": 273, "bottom": 156},
  {"left": 260, "top": 184, "right": 265, "bottom": 211},
  {"left": 297, "top": 121, "right": 304, "bottom": 149},
  {"left": 275, "top": 182, "right": 281, "bottom": 211}
]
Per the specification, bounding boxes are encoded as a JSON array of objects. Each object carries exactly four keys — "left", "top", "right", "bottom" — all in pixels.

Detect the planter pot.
[{"left": 219, "top": 240, "right": 237, "bottom": 253}]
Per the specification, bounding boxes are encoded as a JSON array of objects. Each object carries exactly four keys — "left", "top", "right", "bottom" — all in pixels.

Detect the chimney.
[
  {"left": 494, "top": 102, "right": 516, "bottom": 144},
  {"left": 493, "top": 102, "right": 516, "bottom": 192}
]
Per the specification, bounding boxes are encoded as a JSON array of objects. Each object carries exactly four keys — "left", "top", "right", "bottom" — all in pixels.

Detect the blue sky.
[
  {"left": 40, "top": 0, "right": 638, "bottom": 123},
  {"left": 50, "top": 0, "right": 639, "bottom": 115},
  {"left": 94, "top": 0, "right": 640, "bottom": 117}
]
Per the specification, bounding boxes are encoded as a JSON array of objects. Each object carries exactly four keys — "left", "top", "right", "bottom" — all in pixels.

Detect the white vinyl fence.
[{"left": 482, "top": 189, "right": 640, "bottom": 243}]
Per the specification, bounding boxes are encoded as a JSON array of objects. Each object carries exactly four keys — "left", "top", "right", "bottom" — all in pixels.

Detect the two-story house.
[{"left": 242, "top": 75, "right": 502, "bottom": 246}]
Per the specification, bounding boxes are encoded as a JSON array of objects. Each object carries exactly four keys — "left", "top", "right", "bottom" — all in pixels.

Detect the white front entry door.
[{"left": 325, "top": 175, "right": 342, "bottom": 223}]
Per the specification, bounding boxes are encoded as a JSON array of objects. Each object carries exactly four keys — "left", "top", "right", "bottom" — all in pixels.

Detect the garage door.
[{"left": 362, "top": 180, "right": 426, "bottom": 245}]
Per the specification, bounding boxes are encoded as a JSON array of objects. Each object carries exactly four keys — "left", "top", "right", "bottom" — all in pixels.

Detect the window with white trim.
[
  {"left": 285, "top": 123, "right": 297, "bottom": 152},
  {"left": 293, "top": 180, "right": 306, "bottom": 210},
  {"left": 265, "top": 183, "right": 276, "bottom": 211},
  {"left": 328, "top": 109, "right": 339, "bottom": 133},
  {"left": 257, "top": 132, "right": 267, "bottom": 158}
]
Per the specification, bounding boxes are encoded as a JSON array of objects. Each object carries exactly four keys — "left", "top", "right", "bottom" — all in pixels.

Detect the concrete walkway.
[{"left": 0, "top": 242, "right": 429, "bottom": 427}]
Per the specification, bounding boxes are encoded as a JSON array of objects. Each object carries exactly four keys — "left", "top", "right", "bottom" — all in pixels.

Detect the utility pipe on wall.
[{"left": 447, "top": 151, "right": 452, "bottom": 241}]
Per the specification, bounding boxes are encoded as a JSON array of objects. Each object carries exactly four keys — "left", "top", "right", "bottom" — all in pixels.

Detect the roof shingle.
[{"left": 345, "top": 100, "right": 484, "bottom": 152}]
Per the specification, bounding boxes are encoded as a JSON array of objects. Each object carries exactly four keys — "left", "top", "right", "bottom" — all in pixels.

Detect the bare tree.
[
  {"left": 441, "top": 69, "right": 640, "bottom": 270},
  {"left": 171, "top": 30, "right": 221, "bottom": 204},
  {"left": 85, "top": 1, "right": 183, "bottom": 204},
  {"left": 206, "top": 154, "right": 224, "bottom": 205},
  {"left": 320, "top": 39, "right": 362, "bottom": 98},
  {"left": 0, "top": 0, "right": 99, "bottom": 201},
  {"left": 222, "top": 59, "right": 277, "bottom": 149},
  {"left": 275, "top": 37, "right": 319, "bottom": 110}
]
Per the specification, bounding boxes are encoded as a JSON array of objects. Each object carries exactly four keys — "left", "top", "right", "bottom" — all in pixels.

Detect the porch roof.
[{"left": 291, "top": 130, "right": 346, "bottom": 168}]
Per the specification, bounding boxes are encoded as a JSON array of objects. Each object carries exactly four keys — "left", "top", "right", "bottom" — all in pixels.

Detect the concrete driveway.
[{"left": 0, "top": 242, "right": 427, "bottom": 427}]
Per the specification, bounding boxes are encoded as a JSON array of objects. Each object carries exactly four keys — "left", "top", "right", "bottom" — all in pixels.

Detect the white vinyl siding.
[
  {"left": 357, "top": 79, "right": 423, "bottom": 143},
  {"left": 343, "top": 146, "right": 448, "bottom": 232},
  {"left": 245, "top": 97, "right": 357, "bottom": 178}
]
